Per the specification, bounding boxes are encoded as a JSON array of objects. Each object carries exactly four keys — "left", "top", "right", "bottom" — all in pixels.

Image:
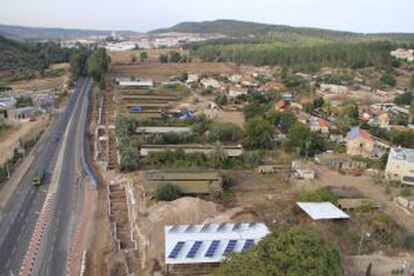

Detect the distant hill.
[
  {"left": 0, "top": 35, "right": 40, "bottom": 70},
  {"left": 150, "top": 19, "right": 357, "bottom": 37},
  {"left": 0, "top": 23, "right": 138, "bottom": 40},
  {"left": 149, "top": 19, "right": 414, "bottom": 44}
]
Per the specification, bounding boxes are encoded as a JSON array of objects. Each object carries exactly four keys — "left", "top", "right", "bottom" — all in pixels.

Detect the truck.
[{"left": 32, "top": 167, "right": 45, "bottom": 186}]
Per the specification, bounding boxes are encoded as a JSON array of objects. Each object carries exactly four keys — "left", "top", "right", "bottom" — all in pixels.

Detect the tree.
[
  {"left": 267, "top": 110, "right": 297, "bottom": 133},
  {"left": 303, "top": 103, "right": 314, "bottom": 114},
  {"left": 155, "top": 183, "right": 182, "bottom": 201},
  {"left": 15, "top": 96, "right": 33, "bottom": 108},
  {"left": 410, "top": 73, "right": 414, "bottom": 91},
  {"left": 313, "top": 97, "right": 325, "bottom": 109},
  {"left": 394, "top": 91, "right": 413, "bottom": 106},
  {"left": 209, "top": 141, "right": 227, "bottom": 168},
  {"left": 344, "top": 101, "right": 359, "bottom": 121},
  {"left": 216, "top": 227, "right": 342, "bottom": 276},
  {"left": 140, "top": 51, "right": 148, "bottom": 62},
  {"left": 159, "top": 54, "right": 168, "bottom": 63},
  {"left": 285, "top": 122, "right": 326, "bottom": 157},
  {"left": 243, "top": 117, "right": 275, "bottom": 150},
  {"left": 380, "top": 73, "right": 396, "bottom": 86}
]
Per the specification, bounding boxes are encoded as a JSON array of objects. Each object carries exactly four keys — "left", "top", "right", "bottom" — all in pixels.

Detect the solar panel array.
[
  {"left": 168, "top": 241, "right": 185, "bottom": 258},
  {"left": 224, "top": 239, "right": 237, "bottom": 254},
  {"left": 232, "top": 222, "right": 242, "bottom": 231},
  {"left": 241, "top": 239, "right": 255, "bottom": 252},
  {"left": 187, "top": 241, "right": 203, "bottom": 258},
  {"left": 205, "top": 240, "right": 220, "bottom": 257}
]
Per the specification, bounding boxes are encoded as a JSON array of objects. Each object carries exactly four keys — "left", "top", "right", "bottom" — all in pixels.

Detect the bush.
[
  {"left": 297, "top": 188, "right": 338, "bottom": 204},
  {"left": 403, "top": 233, "right": 414, "bottom": 250},
  {"left": 216, "top": 227, "right": 342, "bottom": 276},
  {"left": 400, "top": 187, "right": 413, "bottom": 197},
  {"left": 207, "top": 122, "right": 242, "bottom": 143},
  {"left": 155, "top": 183, "right": 182, "bottom": 201}
]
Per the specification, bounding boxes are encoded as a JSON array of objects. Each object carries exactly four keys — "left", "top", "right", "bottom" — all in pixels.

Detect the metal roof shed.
[
  {"left": 164, "top": 222, "right": 270, "bottom": 265},
  {"left": 297, "top": 202, "right": 350, "bottom": 220}
]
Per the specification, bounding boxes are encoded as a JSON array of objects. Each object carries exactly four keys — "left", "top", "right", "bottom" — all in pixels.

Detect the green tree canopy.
[
  {"left": 155, "top": 183, "right": 182, "bottom": 201},
  {"left": 243, "top": 117, "right": 275, "bottom": 150},
  {"left": 285, "top": 122, "right": 326, "bottom": 157},
  {"left": 216, "top": 227, "right": 342, "bottom": 276}
]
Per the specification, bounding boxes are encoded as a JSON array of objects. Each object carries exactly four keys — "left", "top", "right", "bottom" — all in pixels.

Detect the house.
[
  {"left": 186, "top": 74, "right": 199, "bottom": 84},
  {"left": 390, "top": 48, "right": 414, "bottom": 62},
  {"left": 260, "top": 82, "right": 285, "bottom": 92},
  {"left": 309, "top": 118, "right": 330, "bottom": 134},
  {"left": 274, "top": 100, "right": 288, "bottom": 111},
  {"left": 228, "top": 74, "right": 242, "bottom": 83},
  {"left": 370, "top": 112, "right": 390, "bottom": 127},
  {"left": 228, "top": 87, "right": 248, "bottom": 99},
  {"left": 292, "top": 161, "right": 315, "bottom": 180},
  {"left": 346, "top": 127, "right": 377, "bottom": 159},
  {"left": 320, "top": 83, "right": 348, "bottom": 94},
  {"left": 385, "top": 147, "right": 414, "bottom": 185},
  {"left": 200, "top": 78, "right": 220, "bottom": 89},
  {"left": 240, "top": 76, "right": 257, "bottom": 88},
  {"left": 395, "top": 196, "right": 414, "bottom": 210},
  {"left": 165, "top": 222, "right": 270, "bottom": 274}
]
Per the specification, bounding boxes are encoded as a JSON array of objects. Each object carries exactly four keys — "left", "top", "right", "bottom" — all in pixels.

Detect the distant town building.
[
  {"left": 346, "top": 127, "right": 379, "bottom": 159},
  {"left": 200, "top": 78, "right": 220, "bottom": 89},
  {"left": 320, "top": 83, "right": 348, "bottom": 94},
  {"left": 228, "top": 74, "right": 242, "bottom": 84},
  {"left": 228, "top": 87, "right": 248, "bottom": 99},
  {"left": 116, "top": 77, "right": 154, "bottom": 88},
  {"left": 274, "top": 100, "right": 288, "bottom": 111},
  {"left": 385, "top": 147, "right": 414, "bottom": 185},
  {"left": 391, "top": 48, "right": 414, "bottom": 62},
  {"left": 186, "top": 74, "right": 199, "bottom": 84}
]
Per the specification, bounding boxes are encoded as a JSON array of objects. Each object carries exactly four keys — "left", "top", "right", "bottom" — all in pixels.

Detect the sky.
[{"left": 0, "top": 0, "right": 413, "bottom": 33}]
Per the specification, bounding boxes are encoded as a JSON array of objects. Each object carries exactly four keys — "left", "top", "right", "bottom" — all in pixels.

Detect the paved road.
[{"left": 0, "top": 78, "right": 93, "bottom": 276}]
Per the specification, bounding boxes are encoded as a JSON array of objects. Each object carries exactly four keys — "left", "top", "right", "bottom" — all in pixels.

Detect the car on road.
[{"left": 32, "top": 166, "right": 45, "bottom": 186}]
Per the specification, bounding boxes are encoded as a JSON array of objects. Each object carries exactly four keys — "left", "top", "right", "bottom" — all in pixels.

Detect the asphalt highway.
[{"left": 0, "top": 78, "right": 92, "bottom": 276}]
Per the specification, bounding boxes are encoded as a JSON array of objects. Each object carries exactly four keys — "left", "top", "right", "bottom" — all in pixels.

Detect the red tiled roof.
[
  {"left": 318, "top": 118, "right": 330, "bottom": 128},
  {"left": 275, "top": 100, "right": 288, "bottom": 110}
]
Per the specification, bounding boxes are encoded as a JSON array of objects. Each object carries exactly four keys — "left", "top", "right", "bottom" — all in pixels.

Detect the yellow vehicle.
[{"left": 32, "top": 167, "right": 45, "bottom": 186}]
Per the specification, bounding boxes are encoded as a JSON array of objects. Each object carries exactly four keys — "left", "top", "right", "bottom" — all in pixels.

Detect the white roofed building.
[
  {"left": 297, "top": 202, "right": 350, "bottom": 220},
  {"left": 164, "top": 222, "right": 269, "bottom": 274},
  {"left": 385, "top": 147, "right": 414, "bottom": 185}
]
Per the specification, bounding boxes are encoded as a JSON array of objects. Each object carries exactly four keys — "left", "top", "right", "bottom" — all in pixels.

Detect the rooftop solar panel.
[
  {"left": 185, "top": 225, "right": 195, "bottom": 233},
  {"left": 186, "top": 241, "right": 202, "bottom": 258},
  {"left": 217, "top": 223, "right": 227, "bottom": 232},
  {"left": 241, "top": 239, "right": 255, "bottom": 252},
  {"left": 224, "top": 239, "right": 237, "bottom": 254},
  {"left": 168, "top": 241, "right": 185, "bottom": 258},
  {"left": 201, "top": 223, "right": 211, "bottom": 232},
  {"left": 205, "top": 240, "right": 220, "bottom": 257},
  {"left": 168, "top": 225, "right": 179, "bottom": 233},
  {"left": 232, "top": 222, "right": 242, "bottom": 231}
]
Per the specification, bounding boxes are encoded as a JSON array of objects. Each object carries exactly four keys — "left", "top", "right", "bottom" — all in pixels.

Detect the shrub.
[
  {"left": 297, "top": 188, "right": 338, "bottom": 204},
  {"left": 155, "top": 183, "right": 182, "bottom": 201},
  {"left": 403, "top": 233, "right": 414, "bottom": 250}
]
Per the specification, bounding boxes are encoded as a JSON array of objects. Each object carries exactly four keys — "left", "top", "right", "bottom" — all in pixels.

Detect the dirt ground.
[
  {"left": 0, "top": 116, "right": 49, "bottom": 165},
  {"left": 108, "top": 62, "right": 240, "bottom": 83},
  {"left": 109, "top": 49, "right": 190, "bottom": 64}
]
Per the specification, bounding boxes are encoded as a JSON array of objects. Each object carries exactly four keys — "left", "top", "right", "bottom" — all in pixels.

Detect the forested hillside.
[
  {"left": 0, "top": 35, "right": 72, "bottom": 80},
  {"left": 151, "top": 19, "right": 414, "bottom": 45},
  {"left": 190, "top": 42, "right": 397, "bottom": 71}
]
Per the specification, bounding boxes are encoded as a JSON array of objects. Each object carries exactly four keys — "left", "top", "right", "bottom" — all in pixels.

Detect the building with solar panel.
[{"left": 164, "top": 222, "right": 270, "bottom": 275}]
